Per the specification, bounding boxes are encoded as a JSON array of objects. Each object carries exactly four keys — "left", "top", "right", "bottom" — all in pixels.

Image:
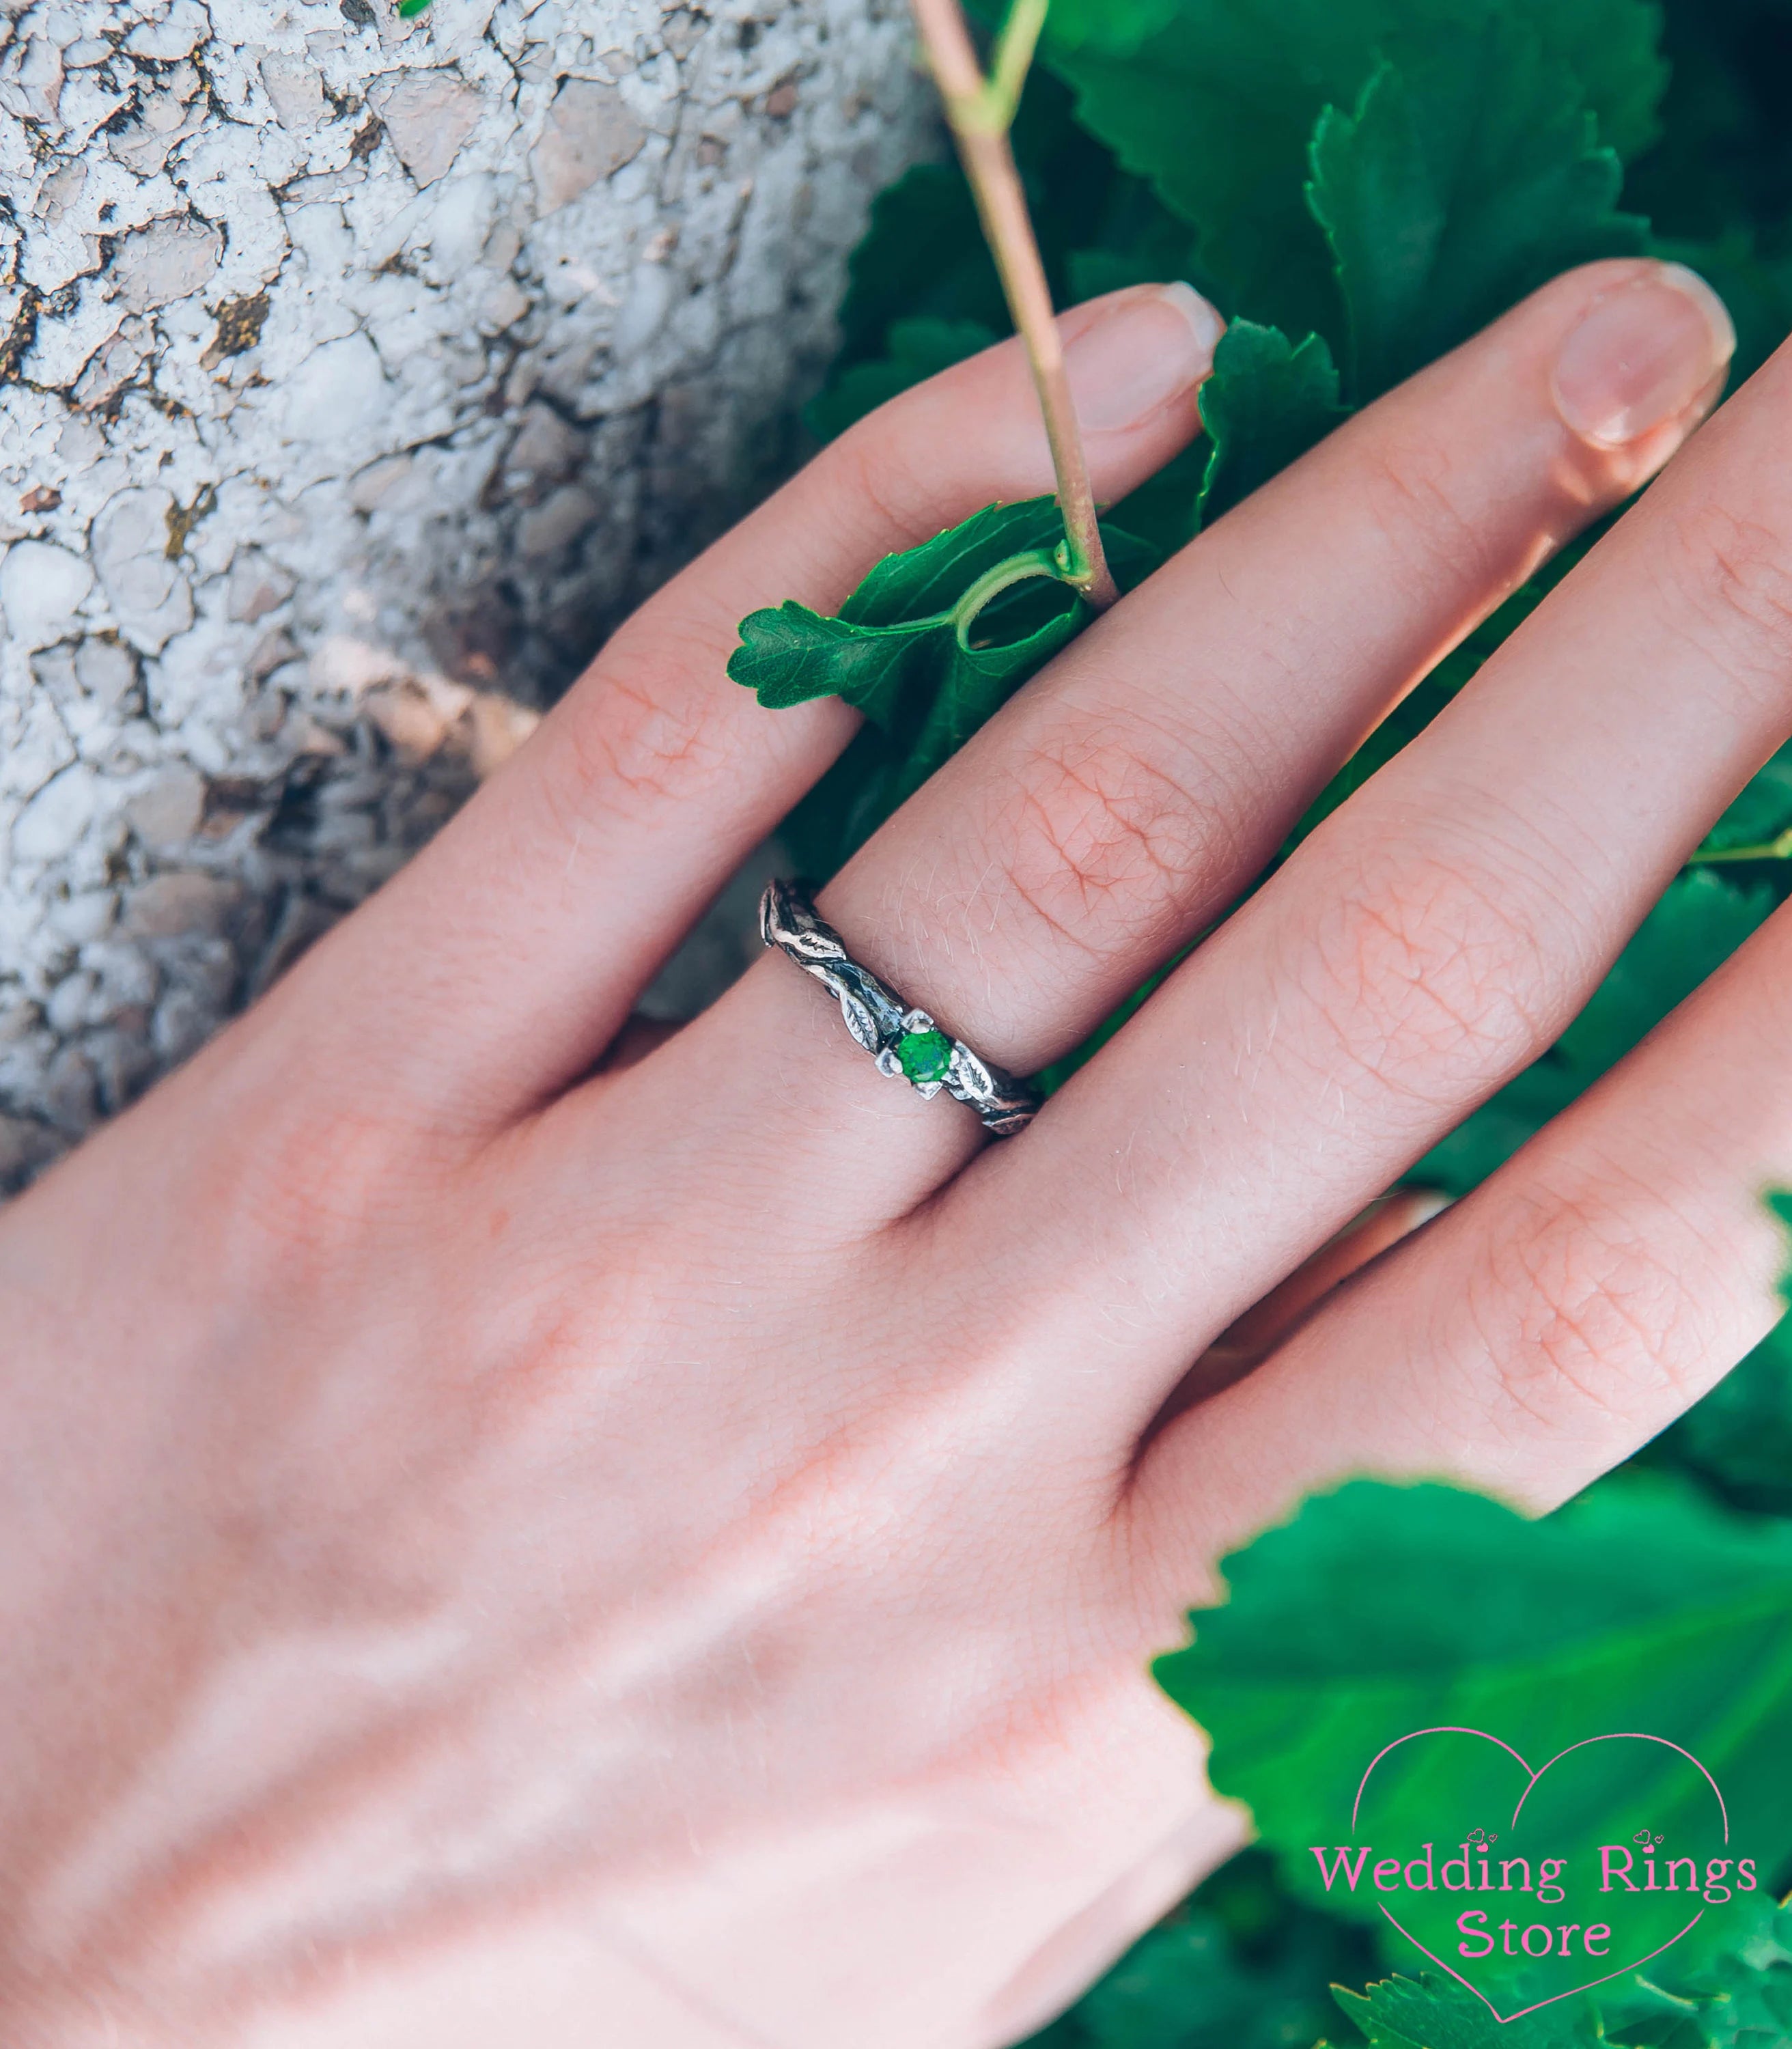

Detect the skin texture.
[{"left": 0, "top": 262, "right": 1782, "bottom": 2049}]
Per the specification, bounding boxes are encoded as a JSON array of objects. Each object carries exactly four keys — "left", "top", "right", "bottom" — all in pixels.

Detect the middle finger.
[{"left": 652, "top": 260, "right": 1728, "bottom": 1229}]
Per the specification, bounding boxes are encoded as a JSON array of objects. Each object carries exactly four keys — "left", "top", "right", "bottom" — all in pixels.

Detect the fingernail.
[
  {"left": 1065, "top": 281, "right": 1223, "bottom": 435},
  {"left": 1552, "top": 263, "right": 1736, "bottom": 449}
]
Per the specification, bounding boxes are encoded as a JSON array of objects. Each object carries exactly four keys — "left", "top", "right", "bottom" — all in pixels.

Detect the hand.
[{"left": 0, "top": 260, "right": 1769, "bottom": 2049}]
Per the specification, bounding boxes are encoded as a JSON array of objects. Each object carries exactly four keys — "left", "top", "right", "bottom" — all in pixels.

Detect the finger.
[
  {"left": 1184, "top": 1188, "right": 1448, "bottom": 1393},
  {"left": 962, "top": 267, "right": 1758, "bottom": 1421},
  {"left": 262, "top": 286, "right": 1223, "bottom": 1128},
  {"left": 650, "top": 259, "right": 1727, "bottom": 1227},
  {"left": 1130, "top": 885, "right": 1792, "bottom": 1584},
  {"left": 1143, "top": 1186, "right": 1449, "bottom": 1440}
]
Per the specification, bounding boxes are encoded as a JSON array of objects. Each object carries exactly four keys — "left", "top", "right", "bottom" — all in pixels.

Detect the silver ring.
[{"left": 759, "top": 880, "right": 1041, "bottom": 1137}]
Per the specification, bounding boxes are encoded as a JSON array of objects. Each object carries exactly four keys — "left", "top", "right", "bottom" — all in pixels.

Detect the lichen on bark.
[{"left": 0, "top": 0, "right": 932, "bottom": 1190}]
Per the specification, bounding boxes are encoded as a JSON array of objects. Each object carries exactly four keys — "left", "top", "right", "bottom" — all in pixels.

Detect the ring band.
[{"left": 759, "top": 880, "right": 1041, "bottom": 1137}]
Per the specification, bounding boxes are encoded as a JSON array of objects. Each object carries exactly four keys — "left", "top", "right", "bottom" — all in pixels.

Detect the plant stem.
[
  {"left": 787, "top": 546, "right": 1059, "bottom": 647},
  {"left": 1687, "top": 831, "right": 1792, "bottom": 865},
  {"left": 985, "top": 0, "right": 1048, "bottom": 122},
  {"left": 909, "top": 0, "right": 1119, "bottom": 611},
  {"left": 949, "top": 545, "right": 1061, "bottom": 639}
]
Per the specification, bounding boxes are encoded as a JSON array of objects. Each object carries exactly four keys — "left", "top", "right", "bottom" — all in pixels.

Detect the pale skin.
[{"left": 4, "top": 255, "right": 1786, "bottom": 2048}]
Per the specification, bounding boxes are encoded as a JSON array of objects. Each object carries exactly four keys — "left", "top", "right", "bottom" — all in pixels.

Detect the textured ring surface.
[{"left": 759, "top": 879, "right": 1041, "bottom": 1137}]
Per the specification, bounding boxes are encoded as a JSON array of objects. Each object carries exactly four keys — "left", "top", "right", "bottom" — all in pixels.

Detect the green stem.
[
  {"left": 1687, "top": 831, "right": 1792, "bottom": 865},
  {"left": 813, "top": 546, "right": 1067, "bottom": 647},
  {"left": 949, "top": 546, "right": 1062, "bottom": 641},
  {"left": 984, "top": 0, "right": 1049, "bottom": 129},
  {"left": 909, "top": 0, "right": 1119, "bottom": 611}
]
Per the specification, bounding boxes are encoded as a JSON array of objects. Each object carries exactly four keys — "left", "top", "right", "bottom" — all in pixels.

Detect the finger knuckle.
[
  {"left": 220, "top": 1093, "right": 442, "bottom": 1279},
  {"left": 1303, "top": 843, "right": 1557, "bottom": 1099},
  {"left": 1472, "top": 1174, "right": 1717, "bottom": 1436},
  {"left": 557, "top": 647, "right": 735, "bottom": 818},
  {"left": 1660, "top": 500, "right": 1792, "bottom": 699},
  {"left": 992, "top": 711, "right": 1227, "bottom": 960}
]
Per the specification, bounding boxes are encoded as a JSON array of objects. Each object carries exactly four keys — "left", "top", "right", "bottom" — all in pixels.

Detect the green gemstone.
[{"left": 894, "top": 1027, "right": 953, "bottom": 1086}]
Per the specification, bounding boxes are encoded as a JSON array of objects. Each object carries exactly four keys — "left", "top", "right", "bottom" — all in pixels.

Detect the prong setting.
[{"left": 760, "top": 880, "right": 1041, "bottom": 1136}]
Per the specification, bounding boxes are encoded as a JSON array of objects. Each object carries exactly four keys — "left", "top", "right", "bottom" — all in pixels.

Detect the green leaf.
[
  {"left": 839, "top": 498, "right": 1065, "bottom": 629},
  {"left": 1335, "top": 1971, "right": 1606, "bottom": 2049},
  {"left": 1196, "top": 322, "right": 1349, "bottom": 527},
  {"left": 1416, "top": 870, "right": 1778, "bottom": 1194},
  {"left": 1039, "top": 0, "right": 1185, "bottom": 58},
  {"left": 1309, "top": 21, "right": 1648, "bottom": 402},
  {"left": 775, "top": 583, "right": 1091, "bottom": 874},
  {"left": 1014, "top": 1849, "right": 1376, "bottom": 2048},
  {"left": 736, "top": 499, "right": 1159, "bottom": 873},
  {"left": 1601, "top": 1897, "right": 1792, "bottom": 2048},
  {"left": 830, "top": 164, "right": 1009, "bottom": 367},
  {"left": 1525, "top": 0, "right": 1668, "bottom": 165},
  {"left": 727, "top": 604, "right": 922, "bottom": 726},
  {"left": 1153, "top": 1478, "right": 1792, "bottom": 1929},
  {"left": 1666, "top": 1194, "right": 1792, "bottom": 1516},
  {"left": 1042, "top": 1909, "right": 1352, "bottom": 2048},
  {"left": 1038, "top": 0, "right": 1666, "bottom": 346},
  {"left": 1334, "top": 1901, "right": 1792, "bottom": 2049},
  {"left": 1622, "top": 5, "right": 1792, "bottom": 248},
  {"left": 1039, "top": 0, "right": 1364, "bottom": 342},
  {"left": 1292, "top": 553, "right": 1582, "bottom": 849},
  {"left": 1102, "top": 439, "right": 1209, "bottom": 566},
  {"left": 1697, "top": 736, "right": 1792, "bottom": 855},
  {"left": 1065, "top": 245, "right": 1193, "bottom": 307},
  {"left": 1410, "top": 1066, "right": 1576, "bottom": 1197},
  {"left": 1675, "top": 1318, "right": 1792, "bottom": 1517},
  {"left": 1554, "top": 870, "right": 1777, "bottom": 1074},
  {"left": 731, "top": 500, "right": 1065, "bottom": 717},
  {"left": 875, "top": 587, "right": 1089, "bottom": 817},
  {"left": 823, "top": 65, "right": 1149, "bottom": 385}
]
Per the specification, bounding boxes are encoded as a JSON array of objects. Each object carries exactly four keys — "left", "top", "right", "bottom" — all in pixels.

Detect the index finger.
[{"left": 253, "top": 285, "right": 1222, "bottom": 1131}]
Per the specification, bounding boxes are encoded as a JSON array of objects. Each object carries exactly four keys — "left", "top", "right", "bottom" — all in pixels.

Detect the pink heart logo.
[{"left": 1328, "top": 1728, "right": 1737, "bottom": 2022}]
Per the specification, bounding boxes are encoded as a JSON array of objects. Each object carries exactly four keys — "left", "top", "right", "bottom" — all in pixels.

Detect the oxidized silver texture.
[{"left": 759, "top": 879, "right": 1041, "bottom": 1137}]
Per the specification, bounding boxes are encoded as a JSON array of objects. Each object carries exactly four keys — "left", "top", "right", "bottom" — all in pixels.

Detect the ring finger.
[{"left": 632, "top": 260, "right": 1731, "bottom": 1227}]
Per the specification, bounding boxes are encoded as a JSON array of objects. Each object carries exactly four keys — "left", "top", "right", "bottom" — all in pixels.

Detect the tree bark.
[{"left": 0, "top": 0, "right": 931, "bottom": 1188}]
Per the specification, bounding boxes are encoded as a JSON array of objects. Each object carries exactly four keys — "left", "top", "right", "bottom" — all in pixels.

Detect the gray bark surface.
[{"left": 0, "top": 0, "right": 931, "bottom": 1187}]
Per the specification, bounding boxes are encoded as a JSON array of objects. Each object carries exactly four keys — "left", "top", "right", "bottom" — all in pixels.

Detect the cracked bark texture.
[{"left": 0, "top": 0, "right": 932, "bottom": 1190}]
